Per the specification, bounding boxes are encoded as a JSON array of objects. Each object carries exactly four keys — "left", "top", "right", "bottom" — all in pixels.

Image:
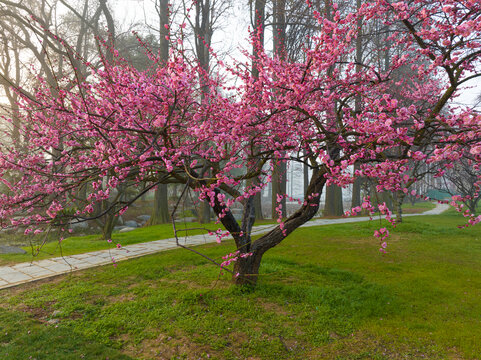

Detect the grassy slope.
[{"left": 1, "top": 212, "right": 480, "bottom": 359}]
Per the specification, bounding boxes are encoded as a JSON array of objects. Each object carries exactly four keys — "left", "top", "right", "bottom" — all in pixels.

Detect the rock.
[
  {"left": 175, "top": 216, "right": 195, "bottom": 222},
  {"left": 51, "top": 310, "right": 62, "bottom": 317},
  {"left": 16, "top": 228, "right": 26, "bottom": 234},
  {"left": 70, "top": 222, "right": 89, "bottom": 231},
  {"left": 124, "top": 220, "right": 139, "bottom": 228},
  {"left": 119, "top": 227, "right": 136, "bottom": 233},
  {"left": 47, "top": 318, "right": 60, "bottom": 325},
  {"left": 137, "top": 215, "right": 151, "bottom": 222},
  {"left": 0, "top": 245, "right": 26, "bottom": 254}
]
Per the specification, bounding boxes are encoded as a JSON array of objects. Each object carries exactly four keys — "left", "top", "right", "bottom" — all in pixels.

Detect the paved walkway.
[{"left": 0, "top": 203, "right": 449, "bottom": 290}]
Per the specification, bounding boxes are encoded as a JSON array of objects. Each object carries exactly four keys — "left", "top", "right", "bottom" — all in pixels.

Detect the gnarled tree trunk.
[{"left": 206, "top": 166, "right": 327, "bottom": 286}]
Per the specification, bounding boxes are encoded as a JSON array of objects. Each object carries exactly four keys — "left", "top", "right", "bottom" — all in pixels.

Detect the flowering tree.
[{"left": 1, "top": 0, "right": 481, "bottom": 285}]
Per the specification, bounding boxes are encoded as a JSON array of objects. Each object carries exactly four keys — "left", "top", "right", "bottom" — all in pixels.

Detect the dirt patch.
[
  {"left": 17, "top": 300, "right": 57, "bottom": 321},
  {"left": 258, "top": 300, "right": 289, "bottom": 316},
  {"left": 107, "top": 293, "right": 136, "bottom": 303},
  {"left": 121, "top": 333, "right": 224, "bottom": 360},
  {"left": 19, "top": 305, "right": 51, "bottom": 320},
  {"left": 68, "top": 311, "right": 83, "bottom": 320}
]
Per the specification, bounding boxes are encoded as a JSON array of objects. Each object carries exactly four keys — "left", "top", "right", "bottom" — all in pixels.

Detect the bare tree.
[
  {"left": 149, "top": 0, "right": 171, "bottom": 225},
  {"left": 442, "top": 159, "right": 481, "bottom": 213},
  {"left": 182, "top": 0, "right": 233, "bottom": 223}
]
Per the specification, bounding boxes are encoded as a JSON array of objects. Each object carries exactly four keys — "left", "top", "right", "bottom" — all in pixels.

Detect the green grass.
[
  {"left": 401, "top": 201, "right": 436, "bottom": 213},
  {"left": 1, "top": 212, "right": 481, "bottom": 359},
  {"left": 0, "top": 202, "right": 435, "bottom": 267}
]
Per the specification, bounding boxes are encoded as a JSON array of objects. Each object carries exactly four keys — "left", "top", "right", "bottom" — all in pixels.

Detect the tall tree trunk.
[
  {"left": 149, "top": 184, "right": 170, "bottom": 225},
  {"left": 158, "top": 0, "right": 169, "bottom": 62},
  {"left": 351, "top": 163, "right": 362, "bottom": 208},
  {"left": 303, "top": 151, "right": 309, "bottom": 197},
  {"left": 271, "top": 161, "right": 287, "bottom": 219},
  {"left": 271, "top": 0, "right": 287, "bottom": 219},
  {"left": 324, "top": 184, "right": 344, "bottom": 216},
  {"left": 254, "top": 191, "right": 264, "bottom": 220},
  {"left": 251, "top": 0, "right": 266, "bottom": 220},
  {"left": 199, "top": 198, "right": 211, "bottom": 223},
  {"left": 194, "top": 0, "right": 212, "bottom": 223},
  {"left": 266, "top": 181, "right": 272, "bottom": 217},
  {"left": 150, "top": 0, "right": 170, "bottom": 224},
  {"left": 394, "top": 191, "right": 405, "bottom": 223},
  {"left": 351, "top": 0, "right": 363, "bottom": 210},
  {"left": 248, "top": 177, "right": 264, "bottom": 220},
  {"left": 251, "top": 0, "right": 265, "bottom": 79},
  {"left": 102, "top": 212, "right": 117, "bottom": 240},
  {"left": 99, "top": 0, "right": 116, "bottom": 63},
  {"left": 100, "top": 177, "right": 121, "bottom": 239},
  {"left": 382, "top": 191, "right": 393, "bottom": 211}
]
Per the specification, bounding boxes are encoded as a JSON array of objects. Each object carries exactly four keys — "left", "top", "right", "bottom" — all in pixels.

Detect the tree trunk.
[
  {"left": 251, "top": 0, "right": 265, "bottom": 221},
  {"left": 194, "top": 1, "right": 212, "bottom": 224},
  {"left": 248, "top": 177, "right": 264, "bottom": 220},
  {"left": 280, "top": 162, "right": 287, "bottom": 214},
  {"left": 351, "top": 163, "right": 362, "bottom": 208},
  {"left": 270, "top": 0, "right": 287, "bottom": 220},
  {"left": 199, "top": 200, "right": 211, "bottom": 224},
  {"left": 251, "top": 0, "right": 265, "bottom": 79},
  {"left": 149, "top": 184, "right": 170, "bottom": 225},
  {"left": 394, "top": 191, "right": 405, "bottom": 223},
  {"left": 150, "top": 0, "right": 170, "bottom": 225},
  {"left": 232, "top": 167, "right": 328, "bottom": 285},
  {"left": 99, "top": 0, "right": 116, "bottom": 63},
  {"left": 382, "top": 191, "right": 393, "bottom": 211},
  {"left": 254, "top": 191, "right": 264, "bottom": 220},
  {"left": 303, "top": 152, "right": 309, "bottom": 198},
  {"left": 102, "top": 213, "right": 117, "bottom": 240},
  {"left": 271, "top": 161, "right": 287, "bottom": 219},
  {"left": 324, "top": 184, "right": 343, "bottom": 216},
  {"left": 266, "top": 181, "right": 272, "bottom": 217},
  {"left": 233, "top": 254, "right": 263, "bottom": 285},
  {"left": 352, "top": 2, "right": 363, "bottom": 210},
  {"left": 158, "top": 0, "right": 169, "bottom": 62}
]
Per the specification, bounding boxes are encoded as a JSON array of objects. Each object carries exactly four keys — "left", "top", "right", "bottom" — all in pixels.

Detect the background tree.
[
  {"left": 148, "top": 0, "right": 171, "bottom": 226},
  {"left": 182, "top": 0, "right": 233, "bottom": 223},
  {"left": 441, "top": 157, "right": 481, "bottom": 214},
  {"left": 249, "top": 0, "right": 266, "bottom": 220}
]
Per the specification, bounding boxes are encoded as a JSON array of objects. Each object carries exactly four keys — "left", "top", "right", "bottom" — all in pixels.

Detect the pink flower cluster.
[{"left": 220, "top": 251, "right": 254, "bottom": 268}]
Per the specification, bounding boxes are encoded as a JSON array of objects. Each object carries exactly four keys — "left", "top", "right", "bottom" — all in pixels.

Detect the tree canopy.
[{"left": 0, "top": 0, "right": 480, "bottom": 284}]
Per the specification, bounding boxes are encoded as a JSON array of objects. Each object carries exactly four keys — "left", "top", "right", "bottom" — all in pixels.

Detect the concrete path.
[{"left": 0, "top": 202, "right": 449, "bottom": 290}]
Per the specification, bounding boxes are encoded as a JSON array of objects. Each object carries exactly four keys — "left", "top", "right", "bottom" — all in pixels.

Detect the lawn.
[
  {"left": 0, "top": 211, "right": 480, "bottom": 359},
  {"left": 0, "top": 202, "right": 435, "bottom": 267},
  {"left": 401, "top": 201, "right": 436, "bottom": 213}
]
